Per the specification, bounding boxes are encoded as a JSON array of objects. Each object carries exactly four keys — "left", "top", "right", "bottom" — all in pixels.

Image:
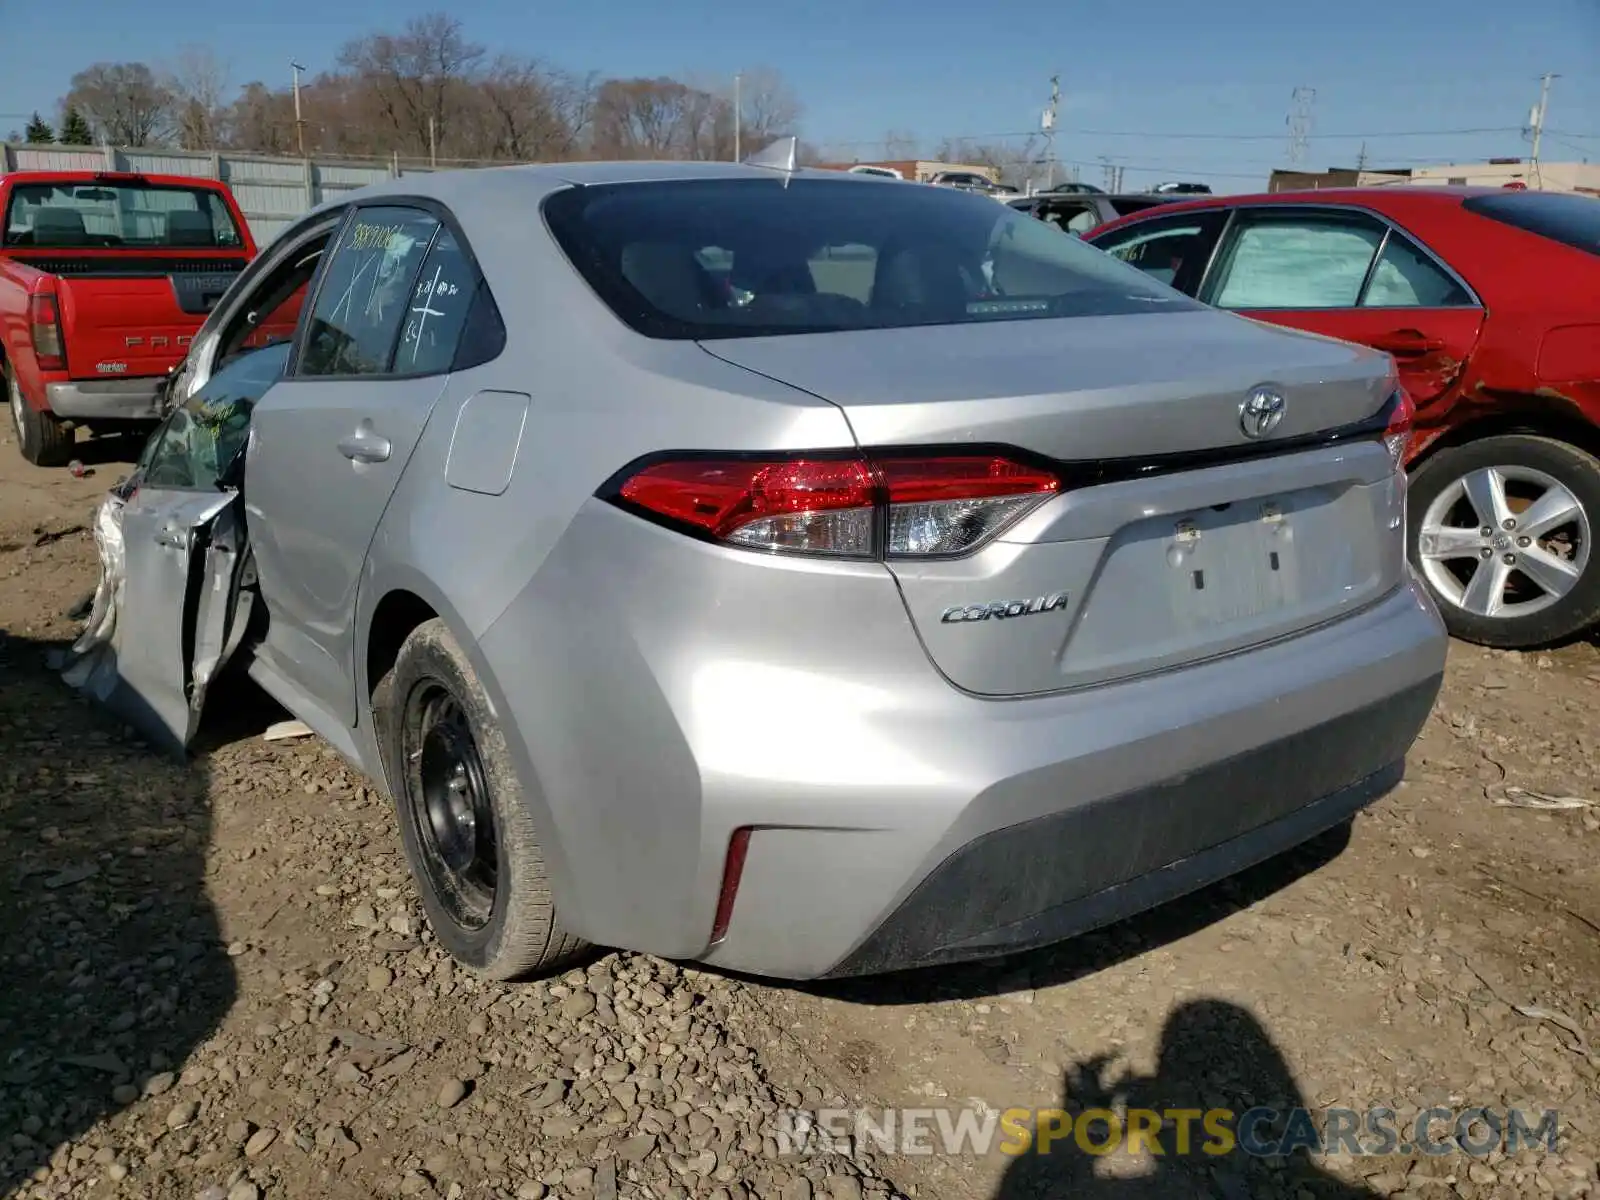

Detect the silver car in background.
[{"left": 73, "top": 159, "right": 1447, "bottom": 981}]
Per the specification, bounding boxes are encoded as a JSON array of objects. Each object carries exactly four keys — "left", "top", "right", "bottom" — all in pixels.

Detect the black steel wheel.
[
  {"left": 403, "top": 683, "right": 499, "bottom": 930},
  {"left": 375, "top": 617, "right": 589, "bottom": 979}
]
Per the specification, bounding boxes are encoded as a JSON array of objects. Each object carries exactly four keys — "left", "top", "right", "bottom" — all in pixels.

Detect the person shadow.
[
  {"left": 0, "top": 629, "right": 236, "bottom": 1196},
  {"left": 995, "top": 998, "right": 1382, "bottom": 1199}
]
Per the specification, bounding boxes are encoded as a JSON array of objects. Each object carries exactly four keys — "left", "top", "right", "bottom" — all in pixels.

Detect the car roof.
[
  {"left": 2, "top": 169, "right": 234, "bottom": 190},
  {"left": 1082, "top": 185, "right": 1503, "bottom": 237},
  {"left": 309, "top": 160, "right": 918, "bottom": 218}
]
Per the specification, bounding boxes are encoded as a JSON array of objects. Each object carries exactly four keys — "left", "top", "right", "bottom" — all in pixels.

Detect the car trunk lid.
[{"left": 701, "top": 310, "right": 1407, "bottom": 695}]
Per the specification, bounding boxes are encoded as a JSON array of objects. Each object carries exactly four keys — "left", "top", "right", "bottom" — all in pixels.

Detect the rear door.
[
  {"left": 1193, "top": 205, "right": 1485, "bottom": 414},
  {"left": 245, "top": 204, "right": 486, "bottom": 728}
]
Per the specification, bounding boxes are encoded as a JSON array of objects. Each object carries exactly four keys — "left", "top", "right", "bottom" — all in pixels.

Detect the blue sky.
[{"left": 2, "top": 0, "right": 1596, "bottom": 193}]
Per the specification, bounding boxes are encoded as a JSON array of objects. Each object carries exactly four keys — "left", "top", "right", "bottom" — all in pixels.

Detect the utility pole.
[
  {"left": 1527, "top": 72, "right": 1557, "bottom": 186},
  {"left": 1040, "top": 74, "right": 1060, "bottom": 192},
  {"left": 1287, "top": 86, "right": 1316, "bottom": 165},
  {"left": 290, "top": 60, "right": 307, "bottom": 156},
  {"left": 733, "top": 72, "right": 742, "bottom": 161},
  {"left": 1356, "top": 141, "right": 1368, "bottom": 172}
]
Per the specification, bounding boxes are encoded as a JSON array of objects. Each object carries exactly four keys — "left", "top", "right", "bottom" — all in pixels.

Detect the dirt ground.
[{"left": 2, "top": 424, "right": 1598, "bottom": 1200}]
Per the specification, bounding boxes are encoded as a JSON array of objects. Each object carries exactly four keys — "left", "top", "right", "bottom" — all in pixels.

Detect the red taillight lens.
[
  {"left": 614, "top": 452, "right": 1059, "bottom": 558},
  {"left": 29, "top": 293, "right": 65, "bottom": 371},
  {"left": 1383, "top": 388, "right": 1415, "bottom": 469}
]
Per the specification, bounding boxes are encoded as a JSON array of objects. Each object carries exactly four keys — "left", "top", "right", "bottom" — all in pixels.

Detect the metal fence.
[{"left": 0, "top": 143, "right": 489, "bottom": 247}]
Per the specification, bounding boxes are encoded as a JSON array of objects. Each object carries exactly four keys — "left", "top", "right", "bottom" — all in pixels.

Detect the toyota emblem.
[{"left": 1239, "top": 387, "right": 1287, "bottom": 439}]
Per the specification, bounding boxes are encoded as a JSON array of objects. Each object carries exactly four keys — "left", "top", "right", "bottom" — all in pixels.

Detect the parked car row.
[{"left": 61, "top": 159, "right": 1444, "bottom": 985}]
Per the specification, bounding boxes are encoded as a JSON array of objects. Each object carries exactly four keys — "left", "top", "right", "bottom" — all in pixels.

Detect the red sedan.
[{"left": 1084, "top": 187, "right": 1600, "bottom": 650}]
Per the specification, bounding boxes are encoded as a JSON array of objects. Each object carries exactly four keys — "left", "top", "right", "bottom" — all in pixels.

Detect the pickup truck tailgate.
[{"left": 15, "top": 253, "right": 246, "bottom": 377}]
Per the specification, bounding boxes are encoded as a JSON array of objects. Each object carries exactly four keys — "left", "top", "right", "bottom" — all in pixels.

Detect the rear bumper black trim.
[{"left": 823, "top": 673, "right": 1442, "bottom": 978}]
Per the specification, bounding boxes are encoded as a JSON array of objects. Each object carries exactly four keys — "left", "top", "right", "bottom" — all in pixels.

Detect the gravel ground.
[{"left": 2, "top": 428, "right": 1599, "bottom": 1200}]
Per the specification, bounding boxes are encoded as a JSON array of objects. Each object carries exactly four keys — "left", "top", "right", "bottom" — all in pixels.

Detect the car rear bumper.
[
  {"left": 46, "top": 378, "right": 164, "bottom": 421},
  {"left": 477, "top": 499, "right": 1447, "bottom": 981}
]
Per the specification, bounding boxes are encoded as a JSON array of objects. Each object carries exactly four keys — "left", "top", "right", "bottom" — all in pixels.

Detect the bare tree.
[
  {"left": 164, "top": 45, "right": 231, "bottom": 149},
  {"left": 337, "top": 12, "right": 486, "bottom": 157},
  {"left": 591, "top": 77, "right": 697, "bottom": 159},
  {"left": 733, "top": 67, "right": 801, "bottom": 151},
  {"left": 64, "top": 62, "right": 172, "bottom": 146},
  {"left": 225, "top": 81, "right": 296, "bottom": 155}
]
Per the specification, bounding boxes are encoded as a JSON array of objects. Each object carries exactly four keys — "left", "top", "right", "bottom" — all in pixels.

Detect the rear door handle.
[
  {"left": 337, "top": 427, "right": 392, "bottom": 464},
  {"left": 1371, "top": 329, "right": 1446, "bottom": 355}
]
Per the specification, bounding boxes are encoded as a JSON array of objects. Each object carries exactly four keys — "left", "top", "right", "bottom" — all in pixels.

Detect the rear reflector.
[
  {"left": 29, "top": 293, "right": 65, "bottom": 371},
  {"left": 1383, "top": 388, "right": 1415, "bottom": 469},
  {"left": 709, "top": 827, "right": 752, "bottom": 945},
  {"left": 614, "top": 454, "right": 1059, "bottom": 559}
]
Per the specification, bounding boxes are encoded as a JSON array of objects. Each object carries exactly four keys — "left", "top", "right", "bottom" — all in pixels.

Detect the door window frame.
[
  {"left": 179, "top": 208, "right": 350, "bottom": 402},
  {"left": 287, "top": 195, "right": 504, "bottom": 384},
  {"left": 1087, "top": 207, "right": 1229, "bottom": 297},
  {"left": 1194, "top": 203, "right": 1482, "bottom": 312}
]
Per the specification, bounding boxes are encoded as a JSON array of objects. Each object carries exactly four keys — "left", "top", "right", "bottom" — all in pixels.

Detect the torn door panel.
[{"left": 63, "top": 484, "right": 252, "bottom": 758}]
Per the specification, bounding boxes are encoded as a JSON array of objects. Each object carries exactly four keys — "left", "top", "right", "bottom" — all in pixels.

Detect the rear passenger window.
[
  {"left": 1209, "top": 214, "right": 1385, "bottom": 309},
  {"left": 1362, "top": 234, "right": 1472, "bottom": 307},
  {"left": 396, "top": 227, "right": 479, "bottom": 375},
  {"left": 299, "top": 207, "right": 438, "bottom": 377}
]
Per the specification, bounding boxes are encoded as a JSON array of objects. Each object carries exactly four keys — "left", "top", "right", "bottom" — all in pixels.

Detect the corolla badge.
[
  {"left": 940, "top": 591, "right": 1070, "bottom": 624},
  {"left": 1239, "top": 387, "right": 1287, "bottom": 439}
]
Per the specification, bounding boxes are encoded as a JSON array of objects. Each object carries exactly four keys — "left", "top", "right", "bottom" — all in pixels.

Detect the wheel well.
[
  {"left": 1412, "top": 404, "right": 1600, "bottom": 470},
  {"left": 366, "top": 590, "right": 438, "bottom": 697}
]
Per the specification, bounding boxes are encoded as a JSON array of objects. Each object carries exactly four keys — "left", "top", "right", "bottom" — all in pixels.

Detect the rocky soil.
[{"left": 2, "top": 427, "right": 1599, "bottom": 1200}]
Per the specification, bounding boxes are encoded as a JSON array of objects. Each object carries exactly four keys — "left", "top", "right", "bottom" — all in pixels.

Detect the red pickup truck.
[{"left": 1, "top": 170, "right": 258, "bottom": 466}]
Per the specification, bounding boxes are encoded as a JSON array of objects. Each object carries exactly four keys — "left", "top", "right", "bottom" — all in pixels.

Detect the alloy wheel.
[{"left": 1416, "top": 464, "right": 1590, "bottom": 620}]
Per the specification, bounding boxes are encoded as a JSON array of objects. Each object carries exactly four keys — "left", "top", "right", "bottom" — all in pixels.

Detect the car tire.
[
  {"left": 6, "top": 360, "right": 72, "bottom": 467},
  {"left": 1407, "top": 434, "right": 1600, "bottom": 649},
  {"left": 373, "top": 617, "right": 590, "bottom": 979}
]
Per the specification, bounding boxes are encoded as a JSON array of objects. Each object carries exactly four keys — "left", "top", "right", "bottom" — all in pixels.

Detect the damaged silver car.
[{"left": 64, "top": 156, "right": 1445, "bottom": 982}]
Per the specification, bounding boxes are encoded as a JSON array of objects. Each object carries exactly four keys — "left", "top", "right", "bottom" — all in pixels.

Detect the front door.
[
  {"left": 1194, "top": 206, "right": 1485, "bottom": 436},
  {"left": 245, "top": 206, "right": 482, "bottom": 728}
]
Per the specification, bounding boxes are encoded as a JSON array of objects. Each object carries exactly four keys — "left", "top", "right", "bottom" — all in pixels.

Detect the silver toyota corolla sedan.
[{"left": 67, "top": 155, "right": 1448, "bottom": 981}]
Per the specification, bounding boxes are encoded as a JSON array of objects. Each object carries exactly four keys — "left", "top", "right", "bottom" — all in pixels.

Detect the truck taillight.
[
  {"left": 610, "top": 452, "right": 1060, "bottom": 559},
  {"left": 29, "top": 293, "right": 65, "bottom": 371},
  {"left": 1383, "top": 388, "right": 1415, "bottom": 470}
]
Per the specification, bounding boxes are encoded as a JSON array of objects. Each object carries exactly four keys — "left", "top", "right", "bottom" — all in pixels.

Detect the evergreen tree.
[
  {"left": 59, "top": 107, "right": 94, "bottom": 145},
  {"left": 23, "top": 112, "right": 55, "bottom": 144}
]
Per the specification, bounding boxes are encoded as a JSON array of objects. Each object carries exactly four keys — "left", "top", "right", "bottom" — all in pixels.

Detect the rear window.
[
  {"left": 1462, "top": 192, "right": 1600, "bottom": 257},
  {"left": 542, "top": 177, "right": 1198, "bottom": 340},
  {"left": 3, "top": 181, "right": 244, "bottom": 250}
]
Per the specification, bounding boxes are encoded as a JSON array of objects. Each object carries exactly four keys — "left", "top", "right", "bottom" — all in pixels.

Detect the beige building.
[
  {"left": 1269, "top": 159, "right": 1599, "bottom": 196},
  {"left": 1383, "top": 159, "right": 1599, "bottom": 195}
]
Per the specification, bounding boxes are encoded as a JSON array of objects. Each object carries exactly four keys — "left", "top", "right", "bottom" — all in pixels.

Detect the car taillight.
[
  {"left": 1383, "top": 388, "right": 1415, "bottom": 470},
  {"left": 29, "top": 293, "right": 65, "bottom": 371},
  {"left": 613, "top": 452, "right": 1059, "bottom": 559}
]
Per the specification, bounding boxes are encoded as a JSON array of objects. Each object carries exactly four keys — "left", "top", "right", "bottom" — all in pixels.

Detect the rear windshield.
[
  {"left": 1462, "top": 192, "right": 1600, "bottom": 257},
  {"left": 542, "top": 177, "right": 1199, "bottom": 340},
  {"left": 3, "top": 181, "right": 245, "bottom": 250}
]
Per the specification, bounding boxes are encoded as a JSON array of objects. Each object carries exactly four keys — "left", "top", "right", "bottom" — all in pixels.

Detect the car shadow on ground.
[
  {"left": 800, "top": 821, "right": 1353, "bottom": 1007},
  {"left": 61, "top": 428, "right": 151, "bottom": 470},
  {"left": 0, "top": 629, "right": 234, "bottom": 1196},
  {"left": 993, "top": 997, "right": 1381, "bottom": 1199}
]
